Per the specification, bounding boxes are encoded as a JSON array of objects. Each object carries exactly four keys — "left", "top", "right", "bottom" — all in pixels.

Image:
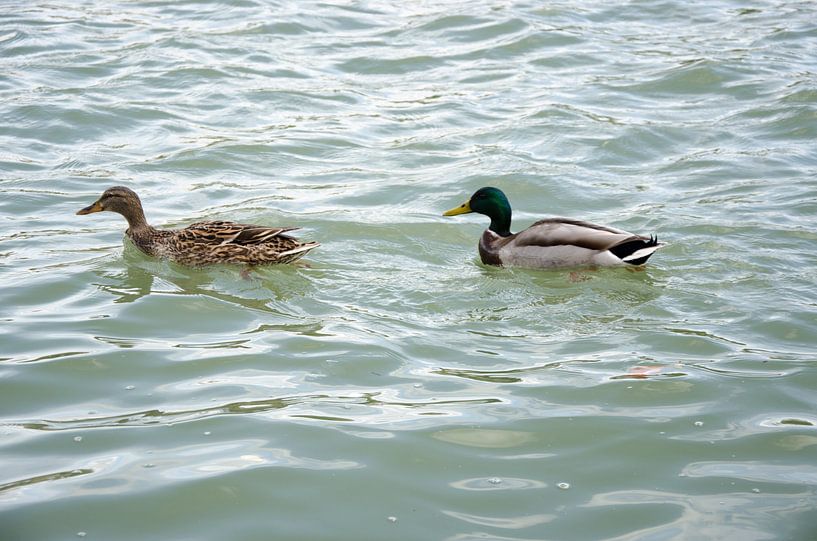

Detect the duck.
[
  {"left": 443, "top": 187, "right": 665, "bottom": 268},
  {"left": 77, "top": 186, "right": 319, "bottom": 267}
]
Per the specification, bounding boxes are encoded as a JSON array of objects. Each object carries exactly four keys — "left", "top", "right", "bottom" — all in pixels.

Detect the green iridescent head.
[{"left": 443, "top": 187, "right": 513, "bottom": 237}]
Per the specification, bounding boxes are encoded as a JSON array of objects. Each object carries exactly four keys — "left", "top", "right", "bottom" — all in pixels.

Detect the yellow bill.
[{"left": 443, "top": 201, "right": 472, "bottom": 216}]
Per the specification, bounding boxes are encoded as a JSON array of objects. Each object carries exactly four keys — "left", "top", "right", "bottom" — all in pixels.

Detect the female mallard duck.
[
  {"left": 77, "top": 186, "right": 318, "bottom": 266},
  {"left": 443, "top": 187, "right": 665, "bottom": 268}
]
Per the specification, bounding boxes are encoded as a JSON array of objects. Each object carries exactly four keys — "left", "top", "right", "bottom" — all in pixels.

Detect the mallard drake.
[
  {"left": 443, "top": 187, "right": 665, "bottom": 268},
  {"left": 77, "top": 186, "right": 318, "bottom": 266}
]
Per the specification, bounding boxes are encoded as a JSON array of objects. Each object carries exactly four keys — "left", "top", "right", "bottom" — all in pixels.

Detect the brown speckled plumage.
[{"left": 77, "top": 186, "right": 318, "bottom": 267}]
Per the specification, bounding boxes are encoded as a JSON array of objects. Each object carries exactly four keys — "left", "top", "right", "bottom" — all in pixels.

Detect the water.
[{"left": 2, "top": 1, "right": 816, "bottom": 539}]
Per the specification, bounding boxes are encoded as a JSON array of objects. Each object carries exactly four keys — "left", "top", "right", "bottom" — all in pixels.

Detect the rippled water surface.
[{"left": 2, "top": 1, "right": 816, "bottom": 539}]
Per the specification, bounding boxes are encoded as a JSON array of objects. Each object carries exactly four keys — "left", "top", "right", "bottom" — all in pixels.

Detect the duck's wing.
[
  {"left": 512, "top": 218, "right": 640, "bottom": 251},
  {"left": 181, "top": 221, "right": 300, "bottom": 246}
]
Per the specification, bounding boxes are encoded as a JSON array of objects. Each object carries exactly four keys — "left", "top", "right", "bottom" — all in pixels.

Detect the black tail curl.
[{"left": 609, "top": 234, "right": 661, "bottom": 265}]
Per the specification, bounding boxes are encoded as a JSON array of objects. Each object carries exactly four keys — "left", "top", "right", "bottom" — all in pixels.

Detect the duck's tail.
[
  {"left": 610, "top": 235, "right": 667, "bottom": 266},
  {"left": 277, "top": 241, "right": 320, "bottom": 264}
]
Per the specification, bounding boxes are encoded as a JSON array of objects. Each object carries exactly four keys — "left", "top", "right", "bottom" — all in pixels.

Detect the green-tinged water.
[{"left": 2, "top": 1, "right": 816, "bottom": 539}]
